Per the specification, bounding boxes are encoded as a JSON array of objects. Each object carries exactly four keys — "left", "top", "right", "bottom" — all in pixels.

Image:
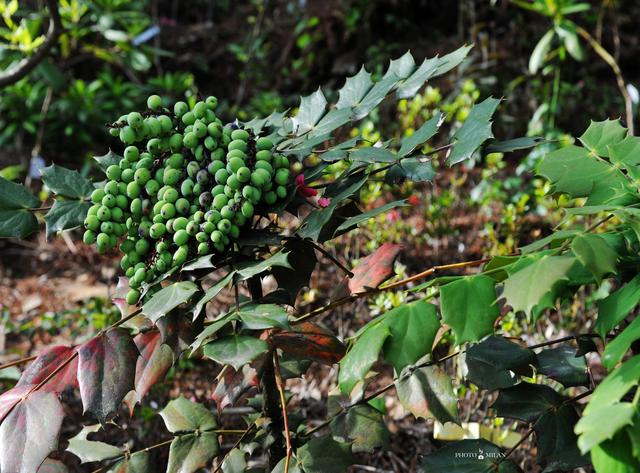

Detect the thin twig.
[
  {"left": 212, "top": 425, "right": 256, "bottom": 473},
  {"left": 304, "top": 239, "right": 354, "bottom": 277},
  {"left": 0, "top": 355, "right": 36, "bottom": 371},
  {"left": 527, "top": 333, "right": 598, "bottom": 350}
]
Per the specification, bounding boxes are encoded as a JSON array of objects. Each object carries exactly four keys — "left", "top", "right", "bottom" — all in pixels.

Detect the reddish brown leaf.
[
  {"left": 158, "top": 308, "right": 202, "bottom": 358},
  {"left": 77, "top": 328, "right": 139, "bottom": 422},
  {"left": 0, "top": 384, "right": 32, "bottom": 423},
  {"left": 270, "top": 322, "right": 346, "bottom": 364},
  {"left": 128, "top": 331, "right": 173, "bottom": 412},
  {"left": 0, "top": 391, "right": 64, "bottom": 473},
  {"left": 333, "top": 243, "right": 403, "bottom": 299},
  {"left": 212, "top": 361, "right": 261, "bottom": 412},
  {"left": 17, "top": 346, "right": 78, "bottom": 394}
]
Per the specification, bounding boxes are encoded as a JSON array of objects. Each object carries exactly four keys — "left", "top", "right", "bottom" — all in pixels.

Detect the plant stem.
[
  {"left": 274, "top": 352, "right": 292, "bottom": 473},
  {"left": 212, "top": 425, "right": 256, "bottom": 473},
  {"left": 305, "top": 239, "right": 353, "bottom": 277},
  {"left": 0, "top": 355, "right": 36, "bottom": 371}
]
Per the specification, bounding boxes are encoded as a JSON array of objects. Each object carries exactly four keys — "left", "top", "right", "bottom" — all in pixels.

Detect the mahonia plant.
[{"left": 5, "top": 45, "right": 633, "bottom": 473}]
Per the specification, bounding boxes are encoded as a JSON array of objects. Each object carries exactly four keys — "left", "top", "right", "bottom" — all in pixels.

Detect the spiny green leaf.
[
  {"left": 292, "top": 88, "right": 327, "bottom": 136},
  {"left": 536, "top": 346, "right": 588, "bottom": 387},
  {"left": 575, "top": 402, "right": 635, "bottom": 454},
  {"left": 335, "top": 66, "right": 373, "bottom": 110},
  {"left": 535, "top": 405, "right": 586, "bottom": 470},
  {"left": 166, "top": 432, "right": 219, "bottom": 473},
  {"left": 0, "top": 209, "right": 39, "bottom": 238},
  {"left": 66, "top": 424, "right": 122, "bottom": 464},
  {"left": 380, "top": 300, "right": 440, "bottom": 372},
  {"left": 0, "top": 176, "right": 40, "bottom": 209},
  {"left": 396, "top": 56, "right": 439, "bottom": 99},
  {"left": 40, "top": 164, "right": 93, "bottom": 199},
  {"left": 395, "top": 364, "right": 458, "bottom": 424},
  {"left": 93, "top": 149, "right": 122, "bottom": 172},
  {"left": 160, "top": 396, "right": 217, "bottom": 433},
  {"left": 236, "top": 250, "right": 292, "bottom": 280},
  {"left": 446, "top": 97, "right": 501, "bottom": 165},
  {"left": 44, "top": 200, "right": 90, "bottom": 238},
  {"left": 383, "top": 51, "right": 415, "bottom": 80},
  {"left": 602, "top": 316, "right": 640, "bottom": 370},
  {"left": 398, "top": 112, "right": 443, "bottom": 157},
  {"left": 595, "top": 274, "right": 640, "bottom": 337},
  {"left": 330, "top": 404, "right": 389, "bottom": 453},
  {"left": 386, "top": 156, "right": 436, "bottom": 184},
  {"left": 142, "top": 281, "right": 199, "bottom": 323},
  {"left": 192, "top": 272, "right": 235, "bottom": 319},
  {"left": 338, "top": 322, "right": 390, "bottom": 395},
  {"left": 237, "top": 304, "right": 290, "bottom": 330},
  {"left": 501, "top": 255, "right": 575, "bottom": 318},
  {"left": 433, "top": 44, "right": 474, "bottom": 76},
  {"left": 202, "top": 335, "right": 268, "bottom": 370},
  {"left": 571, "top": 233, "right": 618, "bottom": 283},
  {"left": 349, "top": 146, "right": 398, "bottom": 163},
  {"left": 353, "top": 73, "right": 400, "bottom": 120},
  {"left": 485, "top": 136, "right": 546, "bottom": 154},
  {"left": 492, "top": 383, "right": 563, "bottom": 422},
  {"left": 579, "top": 119, "right": 628, "bottom": 157},
  {"left": 297, "top": 436, "right": 354, "bottom": 473},
  {"left": 440, "top": 275, "right": 499, "bottom": 344},
  {"left": 608, "top": 135, "right": 640, "bottom": 169}
]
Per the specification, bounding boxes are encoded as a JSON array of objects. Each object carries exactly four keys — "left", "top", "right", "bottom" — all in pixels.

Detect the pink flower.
[
  {"left": 318, "top": 197, "right": 331, "bottom": 208},
  {"left": 295, "top": 174, "right": 318, "bottom": 198}
]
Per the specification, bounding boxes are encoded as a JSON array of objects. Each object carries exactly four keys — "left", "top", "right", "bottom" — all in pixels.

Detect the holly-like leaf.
[
  {"left": 422, "top": 439, "right": 522, "bottom": 472},
  {"left": 237, "top": 304, "right": 290, "bottom": 330},
  {"left": 0, "top": 175, "right": 40, "bottom": 209},
  {"left": 464, "top": 336, "right": 536, "bottom": 391},
  {"left": 396, "top": 56, "right": 439, "bottom": 99},
  {"left": 492, "top": 383, "right": 563, "bottom": 422},
  {"left": 434, "top": 44, "right": 474, "bottom": 76},
  {"left": 485, "top": 136, "right": 546, "bottom": 154},
  {"left": 571, "top": 233, "right": 618, "bottom": 283},
  {"left": 446, "top": 97, "right": 501, "bottom": 165},
  {"left": 595, "top": 274, "right": 640, "bottom": 337},
  {"left": 330, "top": 404, "right": 389, "bottom": 453},
  {"left": 40, "top": 164, "right": 93, "bottom": 199},
  {"left": 77, "top": 328, "right": 138, "bottom": 422},
  {"left": 535, "top": 405, "right": 587, "bottom": 469},
  {"left": 236, "top": 250, "right": 292, "bottom": 280},
  {"left": 349, "top": 146, "right": 398, "bottom": 163},
  {"left": 395, "top": 364, "right": 458, "bottom": 424},
  {"left": 44, "top": 199, "right": 90, "bottom": 238},
  {"left": 602, "top": 316, "right": 640, "bottom": 370},
  {"left": 440, "top": 275, "right": 499, "bottom": 344},
  {"left": 609, "top": 135, "right": 640, "bottom": 170},
  {"left": 578, "top": 119, "right": 628, "bottom": 158},
  {"left": 335, "top": 67, "right": 373, "bottom": 110},
  {"left": 297, "top": 436, "right": 354, "bottom": 473},
  {"left": 501, "top": 255, "right": 575, "bottom": 318},
  {"left": 383, "top": 51, "right": 415, "bottom": 80},
  {"left": 292, "top": 88, "right": 327, "bottom": 136},
  {"left": 203, "top": 335, "right": 268, "bottom": 370},
  {"left": 335, "top": 199, "right": 409, "bottom": 234},
  {"left": 0, "top": 391, "right": 64, "bottom": 473},
  {"left": 398, "top": 112, "right": 443, "bottom": 157},
  {"left": 142, "top": 281, "right": 199, "bottom": 323},
  {"left": 339, "top": 322, "right": 390, "bottom": 394},
  {"left": 385, "top": 156, "right": 436, "bottom": 184},
  {"left": 272, "top": 238, "right": 317, "bottom": 303},
  {"left": 166, "top": 432, "right": 219, "bottom": 473},
  {"left": 270, "top": 321, "right": 346, "bottom": 365},
  {"left": 192, "top": 272, "right": 235, "bottom": 319},
  {"left": 334, "top": 243, "right": 402, "bottom": 299},
  {"left": 379, "top": 299, "right": 440, "bottom": 372},
  {"left": 536, "top": 346, "right": 588, "bottom": 387},
  {"left": 106, "top": 451, "right": 149, "bottom": 473},
  {"left": 575, "top": 402, "right": 635, "bottom": 453},
  {"left": 353, "top": 74, "right": 400, "bottom": 120},
  {"left": 0, "top": 209, "right": 39, "bottom": 238},
  {"left": 93, "top": 149, "right": 122, "bottom": 172},
  {"left": 17, "top": 345, "right": 78, "bottom": 393},
  {"left": 129, "top": 331, "right": 173, "bottom": 410},
  {"left": 592, "top": 430, "right": 640, "bottom": 473},
  {"left": 160, "top": 396, "right": 217, "bottom": 433},
  {"left": 66, "top": 424, "right": 123, "bottom": 463}
]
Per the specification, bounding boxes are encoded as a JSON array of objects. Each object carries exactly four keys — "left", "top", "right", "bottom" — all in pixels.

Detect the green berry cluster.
[{"left": 83, "top": 94, "right": 291, "bottom": 304}]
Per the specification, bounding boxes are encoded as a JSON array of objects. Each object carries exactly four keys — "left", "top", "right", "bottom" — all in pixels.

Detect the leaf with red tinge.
[
  {"left": 0, "top": 384, "right": 32, "bottom": 423},
  {"left": 128, "top": 331, "right": 173, "bottom": 412},
  {"left": 77, "top": 328, "right": 139, "bottom": 422},
  {"left": 37, "top": 459, "right": 69, "bottom": 473},
  {"left": 17, "top": 345, "right": 78, "bottom": 393},
  {"left": 158, "top": 309, "right": 202, "bottom": 358},
  {"left": 333, "top": 243, "right": 402, "bottom": 299},
  {"left": 271, "top": 322, "right": 346, "bottom": 365},
  {"left": 0, "top": 391, "right": 64, "bottom": 473},
  {"left": 212, "top": 362, "right": 261, "bottom": 412}
]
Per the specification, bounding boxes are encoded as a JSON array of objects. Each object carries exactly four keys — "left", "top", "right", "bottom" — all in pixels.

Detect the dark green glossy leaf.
[
  {"left": 536, "top": 346, "right": 588, "bottom": 387},
  {"left": 398, "top": 112, "right": 443, "bottom": 157},
  {"left": 595, "top": 274, "right": 640, "bottom": 337},
  {"left": 492, "top": 383, "right": 563, "bottom": 422},
  {"left": 297, "top": 436, "right": 354, "bottom": 473},
  {"left": 440, "top": 275, "right": 499, "bottom": 344},
  {"left": 349, "top": 146, "right": 398, "bottom": 163},
  {"left": 485, "top": 136, "right": 545, "bottom": 153},
  {"left": 385, "top": 156, "right": 436, "bottom": 183},
  {"left": 535, "top": 404, "right": 587, "bottom": 470},
  {"left": 571, "top": 233, "right": 618, "bottom": 283},
  {"left": 0, "top": 175, "right": 40, "bottom": 209},
  {"left": 40, "top": 164, "right": 93, "bottom": 199},
  {"left": 446, "top": 97, "right": 501, "bottom": 165},
  {"left": 238, "top": 304, "right": 290, "bottom": 330},
  {"left": 272, "top": 238, "right": 317, "bottom": 303},
  {"left": 396, "top": 364, "right": 458, "bottom": 424},
  {"left": 236, "top": 250, "right": 292, "bottom": 280},
  {"left": 338, "top": 322, "right": 390, "bottom": 394},
  {"left": 142, "top": 282, "right": 199, "bottom": 323},
  {"left": 0, "top": 209, "right": 39, "bottom": 238},
  {"left": 44, "top": 199, "right": 90, "bottom": 238},
  {"left": 330, "top": 404, "right": 389, "bottom": 453},
  {"left": 193, "top": 272, "right": 235, "bottom": 319},
  {"left": 202, "top": 335, "right": 268, "bottom": 370}
]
